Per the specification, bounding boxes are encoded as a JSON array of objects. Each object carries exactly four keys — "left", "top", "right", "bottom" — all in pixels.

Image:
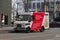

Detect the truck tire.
[
  {"left": 26, "top": 27, "right": 30, "bottom": 33},
  {"left": 40, "top": 26, "right": 44, "bottom": 32},
  {"left": 30, "top": 30, "right": 34, "bottom": 32}
]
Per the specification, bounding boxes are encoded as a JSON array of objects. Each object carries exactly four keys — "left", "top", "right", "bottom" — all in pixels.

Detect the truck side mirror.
[
  {"left": 28, "top": 16, "right": 31, "bottom": 22},
  {"left": 28, "top": 20, "right": 31, "bottom": 22},
  {"left": 32, "top": 16, "right": 34, "bottom": 21}
]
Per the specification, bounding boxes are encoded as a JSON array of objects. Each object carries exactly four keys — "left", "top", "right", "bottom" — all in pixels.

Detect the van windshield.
[{"left": 16, "top": 15, "right": 33, "bottom": 21}]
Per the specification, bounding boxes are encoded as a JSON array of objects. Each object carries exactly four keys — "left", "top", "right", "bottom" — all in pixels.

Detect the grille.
[{"left": 17, "top": 24, "right": 22, "bottom": 28}]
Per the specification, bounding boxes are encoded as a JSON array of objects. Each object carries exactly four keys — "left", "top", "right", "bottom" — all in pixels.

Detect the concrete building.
[{"left": 0, "top": 0, "right": 12, "bottom": 26}]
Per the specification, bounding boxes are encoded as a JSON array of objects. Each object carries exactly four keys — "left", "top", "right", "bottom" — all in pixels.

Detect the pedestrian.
[{"left": 1, "top": 20, "right": 4, "bottom": 27}]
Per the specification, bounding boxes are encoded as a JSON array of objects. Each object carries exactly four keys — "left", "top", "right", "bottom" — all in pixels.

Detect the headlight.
[{"left": 14, "top": 23, "right": 17, "bottom": 28}]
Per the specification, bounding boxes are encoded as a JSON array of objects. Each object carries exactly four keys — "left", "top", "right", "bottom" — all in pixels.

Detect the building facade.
[
  {"left": 47, "top": 0, "right": 60, "bottom": 22},
  {"left": 0, "top": 0, "right": 12, "bottom": 26},
  {"left": 0, "top": 0, "right": 60, "bottom": 27}
]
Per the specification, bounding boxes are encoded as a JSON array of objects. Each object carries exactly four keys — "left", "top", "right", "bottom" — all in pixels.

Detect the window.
[
  {"left": 16, "top": 15, "right": 30, "bottom": 21},
  {"left": 28, "top": 2, "right": 36, "bottom": 12},
  {"left": 40, "top": 3, "right": 44, "bottom": 11},
  {"left": 56, "top": 3, "right": 60, "bottom": 11},
  {"left": 49, "top": 2, "right": 54, "bottom": 12},
  {"left": 49, "top": 2, "right": 54, "bottom": 8},
  {"left": 24, "top": 0, "right": 44, "bottom": 12},
  {"left": 33, "top": 3, "right": 36, "bottom": 9},
  {"left": 37, "top": 3, "right": 40, "bottom": 8},
  {"left": 29, "top": 3, "right": 31, "bottom": 9},
  {"left": 49, "top": 7, "right": 54, "bottom": 11},
  {"left": 56, "top": 1, "right": 60, "bottom": 11}
]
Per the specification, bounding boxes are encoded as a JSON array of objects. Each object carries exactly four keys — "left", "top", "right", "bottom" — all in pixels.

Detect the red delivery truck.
[
  {"left": 12, "top": 12, "right": 45, "bottom": 33},
  {"left": 10, "top": 0, "right": 49, "bottom": 33}
]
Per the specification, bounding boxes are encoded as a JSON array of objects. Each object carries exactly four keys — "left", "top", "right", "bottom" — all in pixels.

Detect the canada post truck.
[{"left": 12, "top": 12, "right": 49, "bottom": 33}]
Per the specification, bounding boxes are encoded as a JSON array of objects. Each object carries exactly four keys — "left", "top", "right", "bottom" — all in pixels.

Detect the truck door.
[{"left": 31, "top": 12, "right": 44, "bottom": 30}]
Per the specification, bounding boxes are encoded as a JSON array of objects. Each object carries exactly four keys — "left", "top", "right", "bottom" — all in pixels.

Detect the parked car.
[{"left": 49, "top": 21, "right": 60, "bottom": 28}]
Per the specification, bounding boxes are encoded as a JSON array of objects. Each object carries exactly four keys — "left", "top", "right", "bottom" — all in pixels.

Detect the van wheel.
[
  {"left": 26, "top": 27, "right": 30, "bottom": 33},
  {"left": 40, "top": 26, "right": 44, "bottom": 32}
]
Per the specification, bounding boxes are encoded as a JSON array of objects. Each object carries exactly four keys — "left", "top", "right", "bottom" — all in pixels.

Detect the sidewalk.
[
  {"left": 0, "top": 27, "right": 13, "bottom": 30},
  {"left": 0, "top": 27, "right": 14, "bottom": 33}
]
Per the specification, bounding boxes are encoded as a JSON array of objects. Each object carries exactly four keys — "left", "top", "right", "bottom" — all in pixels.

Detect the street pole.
[
  {"left": 16, "top": 2, "right": 19, "bottom": 18},
  {"left": 54, "top": 0, "right": 56, "bottom": 18}
]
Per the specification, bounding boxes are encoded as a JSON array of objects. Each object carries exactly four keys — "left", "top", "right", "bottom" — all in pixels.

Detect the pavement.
[
  {"left": 0, "top": 28, "right": 60, "bottom": 40},
  {"left": 0, "top": 27, "right": 14, "bottom": 33},
  {"left": 0, "top": 27, "right": 13, "bottom": 30}
]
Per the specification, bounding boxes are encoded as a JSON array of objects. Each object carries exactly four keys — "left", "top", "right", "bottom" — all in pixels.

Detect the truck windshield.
[{"left": 16, "top": 15, "right": 32, "bottom": 21}]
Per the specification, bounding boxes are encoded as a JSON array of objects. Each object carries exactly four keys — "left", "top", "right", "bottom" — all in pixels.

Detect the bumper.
[{"left": 14, "top": 27, "right": 27, "bottom": 31}]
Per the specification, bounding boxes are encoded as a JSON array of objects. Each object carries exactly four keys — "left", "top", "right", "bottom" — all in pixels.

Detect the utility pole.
[{"left": 54, "top": 0, "right": 56, "bottom": 18}]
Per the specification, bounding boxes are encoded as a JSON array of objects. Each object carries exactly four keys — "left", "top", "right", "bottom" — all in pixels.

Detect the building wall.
[
  {"left": 48, "top": 0, "right": 60, "bottom": 22},
  {"left": 0, "top": 0, "right": 2, "bottom": 27},
  {"left": 0, "top": 0, "right": 12, "bottom": 26}
]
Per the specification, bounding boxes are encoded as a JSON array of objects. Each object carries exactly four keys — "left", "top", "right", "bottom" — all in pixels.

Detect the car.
[{"left": 49, "top": 21, "right": 60, "bottom": 28}]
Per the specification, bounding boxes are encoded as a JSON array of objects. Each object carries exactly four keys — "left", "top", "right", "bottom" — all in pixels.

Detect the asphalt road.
[{"left": 0, "top": 28, "right": 60, "bottom": 40}]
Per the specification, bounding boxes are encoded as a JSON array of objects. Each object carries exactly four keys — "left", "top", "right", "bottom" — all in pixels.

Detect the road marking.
[{"left": 56, "top": 35, "right": 60, "bottom": 38}]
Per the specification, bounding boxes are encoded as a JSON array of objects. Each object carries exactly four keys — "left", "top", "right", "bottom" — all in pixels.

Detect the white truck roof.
[{"left": 18, "top": 12, "right": 32, "bottom": 15}]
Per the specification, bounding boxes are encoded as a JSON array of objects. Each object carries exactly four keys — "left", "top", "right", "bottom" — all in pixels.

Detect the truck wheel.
[
  {"left": 30, "top": 30, "right": 34, "bottom": 32},
  {"left": 26, "top": 27, "right": 30, "bottom": 33},
  {"left": 40, "top": 26, "right": 44, "bottom": 32}
]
